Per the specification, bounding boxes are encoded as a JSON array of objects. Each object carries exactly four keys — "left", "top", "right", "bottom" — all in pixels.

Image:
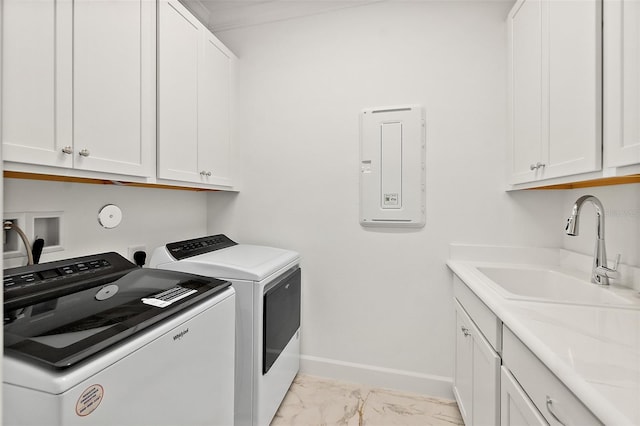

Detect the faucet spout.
[
  {"left": 565, "top": 195, "right": 615, "bottom": 285},
  {"left": 565, "top": 195, "right": 605, "bottom": 238}
]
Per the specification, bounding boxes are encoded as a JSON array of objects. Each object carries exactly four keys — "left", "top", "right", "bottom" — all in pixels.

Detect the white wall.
[
  {"left": 207, "top": 1, "right": 566, "bottom": 397},
  {"left": 4, "top": 178, "right": 208, "bottom": 268},
  {"left": 562, "top": 183, "right": 640, "bottom": 268}
]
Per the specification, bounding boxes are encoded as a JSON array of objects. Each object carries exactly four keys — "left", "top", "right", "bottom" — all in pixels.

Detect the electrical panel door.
[{"left": 360, "top": 105, "right": 425, "bottom": 227}]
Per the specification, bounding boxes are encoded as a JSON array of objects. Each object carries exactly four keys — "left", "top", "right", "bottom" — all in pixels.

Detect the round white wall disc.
[{"left": 98, "top": 204, "right": 122, "bottom": 229}]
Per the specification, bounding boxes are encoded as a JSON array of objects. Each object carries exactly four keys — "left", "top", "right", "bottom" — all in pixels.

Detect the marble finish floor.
[{"left": 271, "top": 374, "right": 464, "bottom": 426}]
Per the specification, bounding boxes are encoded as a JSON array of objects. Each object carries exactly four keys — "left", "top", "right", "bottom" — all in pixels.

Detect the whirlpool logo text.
[{"left": 173, "top": 328, "right": 189, "bottom": 341}]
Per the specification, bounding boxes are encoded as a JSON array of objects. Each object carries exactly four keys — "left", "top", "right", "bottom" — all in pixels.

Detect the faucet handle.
[
  {"left": 595, "top": 254, "right": 621, "bottom": 280},
  {"left": 612, "top": 254, "right": 621, "bottom": 270}
]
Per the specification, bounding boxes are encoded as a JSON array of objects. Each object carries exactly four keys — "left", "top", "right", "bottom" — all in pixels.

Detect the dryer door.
[{"left": 263, "top": 267, "right": 301, "bottom": 374}]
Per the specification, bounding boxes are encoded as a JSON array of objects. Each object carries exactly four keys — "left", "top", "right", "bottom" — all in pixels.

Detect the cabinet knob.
[
  {"left": 61, "top": 146, "right": 73, "bottom": 155},
  {"left": 200, "top": 171, "right": 207, "bottom": 176},
  {"left": 461, "top": 326, "right": 471, "bottom": 337},
  {"left": 530, "top": 162, "right": 546, "bottom": 170},
  {"left": 206, "top": 171, "right": 212, "bottom": 177},
  {"left": 79, "top": 149, "right": 90, "bottom": 157}
]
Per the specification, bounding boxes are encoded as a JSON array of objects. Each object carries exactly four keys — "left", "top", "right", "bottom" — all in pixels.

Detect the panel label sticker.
[
  {"left": 383, "top": 193, "right": 399, "bottom": 206},
  {"left": 76, "top": 384, "right": 104, "bottom": 417}
]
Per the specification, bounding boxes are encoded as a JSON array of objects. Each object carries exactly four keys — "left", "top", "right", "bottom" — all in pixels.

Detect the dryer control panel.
[{"left": 166, "top": 234, "right": 237, "bottom": 260}]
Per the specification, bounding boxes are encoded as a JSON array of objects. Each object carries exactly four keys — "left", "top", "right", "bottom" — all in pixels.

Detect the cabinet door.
[
  {"left": 158, "top": 0, "right": 201, "bottom": 182},
  {"left": 508, "top": 0, "right": 543, "bottom": 184},
  {"left": 2, "top": 0, "right": 72, "bottom": 167},
  {"left": 73, "top": 0, "right": 155, "bottom": 177},
  {"left": 454, "top": 300, "right": 500, "bottom": 426},
  {"left": 501, "top": 367, "right": 548, "bottom": 426},
  {"left": 198, "top": 32, "right": 233, "bottom": 186},
  {"left": 471, "top": 322, "right": 500, "bottom": 426},
  {"left": 543, "top": 0, "right": 601, "bottom": 180},
  {"left": 605, "top": 0, "right": 640, "bottom": 167},
  {"left": 453, "top": 306, "right": 473, "bottom": 425},
  {"left": 508, "top": 0, "right": 601, "bottom": 184}
]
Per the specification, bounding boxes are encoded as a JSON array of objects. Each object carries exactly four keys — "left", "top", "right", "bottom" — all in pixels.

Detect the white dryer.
[
  {"left": 150, "top": 235, "right": 301, "bottom": 426},
  {"left": 3, "top": 252, "right": 235, "bottom": 426}
]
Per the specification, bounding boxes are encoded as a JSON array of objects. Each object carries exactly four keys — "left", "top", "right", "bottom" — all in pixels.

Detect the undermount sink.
[{"left": 477, "top": 266, "right": 635, "bottom": 307}]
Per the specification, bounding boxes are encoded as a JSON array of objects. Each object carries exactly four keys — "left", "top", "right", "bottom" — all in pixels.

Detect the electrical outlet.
[{"left": 128, "top": 245, "right": 147, "bottom": 263}]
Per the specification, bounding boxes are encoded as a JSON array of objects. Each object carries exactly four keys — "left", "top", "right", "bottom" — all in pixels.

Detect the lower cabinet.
[
  {"left": 453, "top": 299, "right": 500, "bottom": 425},
  {"left": 502, "top": 327, "right": 602, "bottom": 426},
  {"left": 501, "top": 367, "right": 548, "bottom": 426},
  {"left": 453, "top": 274, "right": 604, "bottom": 426}
]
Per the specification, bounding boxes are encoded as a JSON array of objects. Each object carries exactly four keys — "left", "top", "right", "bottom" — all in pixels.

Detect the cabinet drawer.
[
  {"left": 453, "top": 275, "right": 502, "bottom": 352},
  {"left": 503, "top": 327, "right": 602, "bottom": 425}
]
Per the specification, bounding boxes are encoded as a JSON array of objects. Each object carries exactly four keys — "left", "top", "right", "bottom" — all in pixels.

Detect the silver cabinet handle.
[
  {"left": 461, "top": 326, "right": 471, "bottom": 337},
  {"left": 530, "top": 162, "right": 546, "bottom": 170},
  {"left": 546, "top": 396, "right": 566, "bottom": 425},
  {"left": 200, "top": 171, "right": 207, "bottom": 176},
  {"left": 206, "top": 171, "right": 212, "bottom": 177},
  {"left": 79, "top": 149, "right": 90, "bottom": 157},
  {"left": 61, "top": 146, "right": 73, "bottom": 155}
]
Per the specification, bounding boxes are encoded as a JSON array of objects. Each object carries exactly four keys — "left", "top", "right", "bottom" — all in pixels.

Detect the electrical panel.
[{"left": 360, "top": 105, "right": 425, "bottom": 227}]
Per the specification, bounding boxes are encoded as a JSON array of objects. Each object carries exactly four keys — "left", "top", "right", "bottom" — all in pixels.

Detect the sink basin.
[{"left": 477, "top": 266, "right": 634, "bottom": 306}]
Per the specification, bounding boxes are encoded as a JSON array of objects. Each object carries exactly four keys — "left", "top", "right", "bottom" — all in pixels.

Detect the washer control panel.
[
  {"left": 4, "top": 258, "right": 112, "bottom": 289},
  {"left": 4, "top": 252, "right": 137, "bottom": 311},
  {"left": 166, "top": 234, "right": 237, "bottom": 260}
]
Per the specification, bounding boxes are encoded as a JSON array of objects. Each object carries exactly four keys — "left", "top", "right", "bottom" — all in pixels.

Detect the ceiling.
[
  {"left": 181, "top": 0, "right": 515, "bottom": 34},
  {"left": 181, "top": 0, "right": 385, "bottom": 32}
]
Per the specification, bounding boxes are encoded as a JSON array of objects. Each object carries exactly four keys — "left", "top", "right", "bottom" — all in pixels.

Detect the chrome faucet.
[{"left": 565, "top": 195, "right": 620, "bottom": 285}]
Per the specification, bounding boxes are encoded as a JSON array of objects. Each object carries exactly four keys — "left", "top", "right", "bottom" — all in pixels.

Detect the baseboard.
[{"left": 299, "top": 354, "right": 454, "bottom": 400}]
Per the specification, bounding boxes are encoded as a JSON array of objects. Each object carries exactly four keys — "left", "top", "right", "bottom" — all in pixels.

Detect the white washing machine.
[
  {"left": 3, "top": 252, "right": 235, "bottom": 426},
  {"left": 150, "top": 235, "right": 301, "bottom": 426}
]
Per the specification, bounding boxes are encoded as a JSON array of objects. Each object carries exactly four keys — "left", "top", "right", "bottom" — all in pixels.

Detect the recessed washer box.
[
  {"left": 31, "top": 212, "right": 63, "bottom": 253},
  {"left": 3, "top": 213, "right": 27, "bottom": 258},
  {"left": 360, "top": 105, "right": 426, "bottom": 228}
]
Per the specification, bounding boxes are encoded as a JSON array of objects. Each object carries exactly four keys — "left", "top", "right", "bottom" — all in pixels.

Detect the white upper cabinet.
[
  {"left": 2, "top": 0, "right": 155, "bottom": 178},
  {"left": 158, "top": 0, "right": 235, "bottom": 188},
  {"left": 604, "top": 0, "right": 640, "bottom": 168},
  {"left": 508, "top": 0, "right": 542, "bottom": 184},
  {"left": 73, "top": 0, "right": 155, "bottom": 176},
  {"left": 199, "top": 31, "right": 233, "bottom": 187},
  {"left": 2, "top": 0, "right": 72, "bottom": 168},
  {"left": 508, "top": 0, "right": 601, "bottom": 185},
  {"left": 157, "top": 0, "right": 200, "bottom": 183}
]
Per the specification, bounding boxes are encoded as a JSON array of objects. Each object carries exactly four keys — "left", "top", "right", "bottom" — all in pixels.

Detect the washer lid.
[
  {"left": 165, "top": 244, "right": 300, "bottom": 281},
  {"left": 4, "top": 268, "right": 230, "bottom": 370}
]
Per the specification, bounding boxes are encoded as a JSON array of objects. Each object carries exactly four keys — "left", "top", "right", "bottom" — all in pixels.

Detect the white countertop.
[{"left": 447, "top": 245, "right": 640, "bottom": 426}]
